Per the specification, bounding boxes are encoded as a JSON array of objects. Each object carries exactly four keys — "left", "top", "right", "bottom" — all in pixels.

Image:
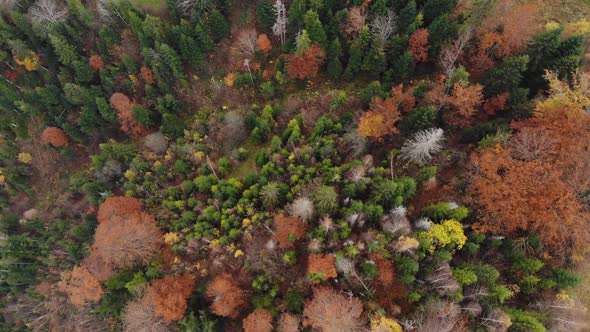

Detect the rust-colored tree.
[
  {"left": 110, "top": 93, "right": 148, "bottom": 137},
  {"left": 88, "top": 55, "right": 105, "bottom": 72},
  {"left": 371, "top": 253, "right": 394, "bottom": 287},
  {"left": 303, "top": 287, "right": 365, "bottom": 331},
  {"left": 358, "top": 94, "right": 401, "bottom": 138},
  {"left": 256, "top": 34, "right": 272, "bottom": 54},
  {"left": 92, "top": 211, "right": 162, "bottom": 269},
  {"left": 308, "top": 254, "right": 337, "bottom": 282},
  {"left": 206, "top": 273, "right": 247, "bottom": 318},
  {"left": 278, "top": 313, "right": 300, "bottom": 332},
  {"left": 274, "top": 214, "right": 306, "bottom": 249},
  {"left": 147, "top": 274, "right": 195, "bottom": 322},
  {"left": 242, "top": 308, "right": 273, "bottom": 332},
  {"left": 41, "top": 127, "right": 69, "bottom": 147},
  {"left": 471, "top": 72, "right": 590, "bottom": 257},
  {"left": 390, "top": 84, "right": 416, "bottom": 113},
  {"left": 140, "top": 66, "right": 155, "bottom": 84},
  {"left": 483, "top": 92, "right": 509, "bottom": 115},
  {"left": 445, "top": 82, "right": 484, "bottom": 127},
  {"left": 58, "top": 265, "right": 104, "bottom": 305},
  {"left": 287, "top": 44, "right": 326, "bottom": 80},
  {"left": 409, "top": 28, "right": 430, "bottom": 63},
  {"left": 97, "top": 196, "right": 144, "bottom": 224}
]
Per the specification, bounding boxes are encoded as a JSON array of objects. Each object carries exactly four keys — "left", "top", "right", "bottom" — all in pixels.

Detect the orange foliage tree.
[
  {"left": 483, "top": 92, "right": 509, "bottom": 115},
  {"left": 287, "top": 44, "right": 326, "bottom": 80},
  {"left": 358, "top": 84, "right": 416, "bottom": 138},
  {"left": 278, "top": 313, "right": 300, "bottom": 332},
  {"left": 256, "top": 34, "right": 272, "bottom": 54},
  {"left": 88, "top": 55, "right": 105, "bottom": 72},
  {"left": 41, "top": 127, "right": 69, "bottom": 147},
  {"left": 243, "top": 308, "right": 273, "bottom": 332},
  {"left": 370, "top": 253, "right": 394, "bottom": 287},
  {"left": 109, "top": 93, "right": 148, "bottom": 137},
  {"left": 303, "top": 287, "right": 365, "bottom": 331},
  {"left": 409, "top": 28, "right": 430, "bottom": 63},
  {"left": 97, "top": 196, "right": 144, "bottom": 224},
  {"left": 470, "top": 73, "right": 590, "bottom": 255},
  {"left": 445, "top": 82, "right": 484, "bottom": 127},
  {"left": 274, "top": 214, "right": 306, "bottom": 249},
  {"left": 58, "top": 265, "right": 104, "bottom": 305},
  {"left": 147, "top": 274, "right": 195, "bottom": 322},
  {"left": 307, "top": 254, "right": 337, "bottom": 282},
  {"left": 206, "top": 273, "right": 247, "bottom": 318},
  {"left": 92, "top": 211, "right": 162, "bottom": 269},
  {"left": 140, "top": 66, "right": 155, "bottom": 84},
  {"left": 469, "top": 0, "right": 539, "bottom": 78}
]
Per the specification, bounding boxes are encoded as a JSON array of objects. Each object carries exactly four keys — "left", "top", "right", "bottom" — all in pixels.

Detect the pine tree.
[
  {"left": 49, "top": 34, "right": 77, "bottom": 65},
  {"left": 288, "top": 0, "right": 307, "bottom": 29},
  {"left": 304, "top": 10, "right": 327, "bottom": 49},
  {"left": 327, "top": 38, "right": 343, "bottom": 79},
  {"left": 399, "top": 0, "right": 417, "bottom": 34}
]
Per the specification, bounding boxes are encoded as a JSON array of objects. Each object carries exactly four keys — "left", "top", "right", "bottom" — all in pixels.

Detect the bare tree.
[
  {"left": 177, "top": 0, "right": 212, "bottom": 17},
  {"left": 287, "top": 196, "right": 314, "bottom": 222},
  {"left": 399, "top": 128, "right": 445, "bottom": 164},
  {"left": 439, "top": 25, "right": 473, "bottom": 78},
  {"left": 413, "top": 300, "right": 462, "bottom": 332},
  {"left": 370, "top": 10, "right": 397, "bottom": 42},
  {"left": 122, "top": 297, "right": 169, "bottom": 332},
  {"left": 536, "top": 294, "right": 590, "bottom": 332},
  {"left": 0, "top": 0, "right": 20, "bottom": 11},
  {"left": 381, "top": 206, "right": 411, "bottom": 236},
  {"left": 272, "top": 0, "right": 287, "bottom": 45},
  {"left": 29, "top": 0, "right": 68, "bottom": 26},
  {"left": 480, "top": 309, "right": 512, "bottom": 332},
  {"left": 510, "top": 127, "right": 553, "bottom": 161},
  {"left": 236, "top": 29, "right": 258, "bottom": 57},
  {"left": 426, "top": 263, "right": 460, "bottom": 296}
]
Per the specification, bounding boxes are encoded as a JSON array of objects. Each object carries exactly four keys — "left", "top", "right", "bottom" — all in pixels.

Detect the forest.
[{"left": 0, "top": 0, "right": 589, "bottom": 331}]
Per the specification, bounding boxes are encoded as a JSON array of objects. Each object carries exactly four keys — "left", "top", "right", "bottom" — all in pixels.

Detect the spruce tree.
[
  {"left": 304, "top": 10, "right": 327, "bottom": 49},
  {"left": 327, "top": 38, "right": 343, "bottom": 79}
]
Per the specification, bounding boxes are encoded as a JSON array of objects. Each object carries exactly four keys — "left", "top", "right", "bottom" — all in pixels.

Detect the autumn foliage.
[
  {"left": 147, "top": 274, "right": 195, "bottom": 322},
  {"left": 470, "top": 73, "right": 590, "bottom": 254},
  {"left": 92, "top": 211, "right": 162, "bottom": 269},
  {"left": 140, "top": 66, "right": 155, "bottom": 84},
  {"left": 88, "top": 55, "right": 105, "bottom": 72},
  {"left": 242, "top": 308, "right": 273, "bottom": 332},
  {"left": 58, "top": 265, "right": 104, "bottom": 305},
  {"left": 483, "top": 93, "right": 509, "bottom": 115},
  {"left": 110, "top": 93, "right": 148, "bottom": 137},
  {"left": 445, "top": 82, "right": 484, "bottom": 127},
  {"left": 303, "top": 287, "right": 365, "bottom": 331},
  {"left": 274, "top": 214, "right": 306, "bottom": 249},
  {"left": 287, "top": 44, "right": 326, "bottom": 80},
  {"left": 97, "top": 196, "right": 144, "bottom": 224},
  {"left": 358, "top": 84, "right": 415, "bottom": 138},
  {"left": 206, "top": 273, "right": 247, "bottom": 318},
  {"left": 308, "top": 254, "right": 337, "bottom": 282},
  {"left": 409, "top": 28, "right": 430, "bottom": 63},
  {"left": 41, "top": 127, "right": 69, "bottom": 147},
  {"left": 256, "top": 34, "right": 272, "bottom": 54}
]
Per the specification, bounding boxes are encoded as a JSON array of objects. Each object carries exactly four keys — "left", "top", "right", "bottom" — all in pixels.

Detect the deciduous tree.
[
  {"left": 58, "top": 265, "right": 104, "bottom": 305},
  {"left": 274, "top": 214, "right": 306, "bottom": 249},
  {"left": 243, "top": 308, "right": 273, "bottom": 332},
  {"left": 110, "top": 93, "right": 148, "bottom": 137},
  {"left": 409, "top": 28, "right": 429, "bottom": 63},
  {"left": 147, "top": 274, "right": 195, "bottom": 322},
  {"left": 206, "top": 273, "right": 246, "bottom": 318},
  {"left": 287, "top": 44, "right": 325, "bottom": 79},
  {"left": 445, "top": 82, "right": 484, "bottom": 127},
  {"left": 88, "top": 55, "right": 105, "bottom": 72},
  {"left": 41, "top": 127, "right": 69, "bottom": 147},
  {"left": 97, "top": 196, "right": 144, "bottom": 224},
  {"left": 303, "top": 287, "right": 365, "bottom": 331},
  {"left": 308, "top": 254, "right": 337, "bottom": 282}
]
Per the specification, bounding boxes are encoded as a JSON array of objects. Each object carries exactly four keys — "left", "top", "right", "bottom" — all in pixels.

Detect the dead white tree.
[
  {"left": 236, "top": 29, "right": 258, "bottom": 57},
  {"left": 370, "top": 9, "right": 397, "bottom": 42},
  {"left": 0, "top": 0, "right": 20, "bottom": 11},
  {"left": 272, "top": 0, "right": 287, "bottom": 45},
  {"left": 177, "top": 0, "right": 212, "bottom": 17},
  {"left": 439, "top": 25, "right": 473, "bottom": 78},
  {"left": 28, "top": 0, "right": 68, "bottom": 26},
  {"left": 400, "top": 128, "right": 445, "bottom": 164},
  {"left": 480, "top": 309, "right": 512, "bottom": 332},
  {"left": 426, "top": 262, "right": 461, "bottom": 296}
]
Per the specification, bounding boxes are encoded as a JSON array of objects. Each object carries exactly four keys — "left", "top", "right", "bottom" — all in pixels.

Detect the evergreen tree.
[
  {"left": 399, "top": 0, "right": 417, "bottom": 34},
  {"left": 362, "top": 36, "right": 386, "bottom": 76},
  {"left": 73, "top": 59, "right": 93, "bottom": 83},
  {"left": 423, "top": 0, "right": 456, "bottom": 25},
  {"left": 289, "top": 0, "right": 307, "bottom": 29},
  {"left": 426, "top": 14, "right": 455, "bottom": 56},
  {"left": 209, "top": 9, "right": 230, "bottom": 42},
  {"left": 327, "top": 38, "right": 343, "bottom": 79},
  {"left": 343, "top": 40, "right": 362, "bottom": 81},
  {"left": 49, "top": 34, "right": 78, "bottom": 66},
  {"left": 386, "top": 51, "right": 414, "bottom": 85},
  {"left": 483, "top": 55, "right": 529, "bottom": 97},
  {"left": 304, "top": 10, "right": 327, "bottom": 49},
  {"left": 257, "top": 0, "right": 275, "bottom": 32}
]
